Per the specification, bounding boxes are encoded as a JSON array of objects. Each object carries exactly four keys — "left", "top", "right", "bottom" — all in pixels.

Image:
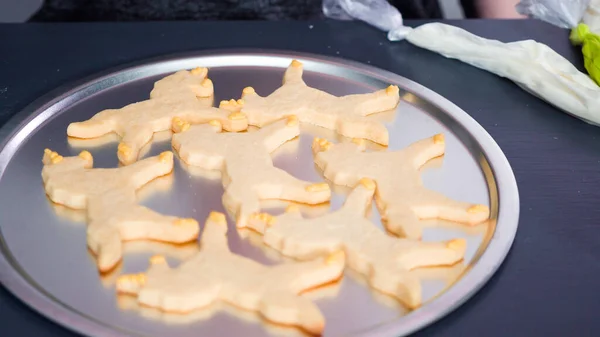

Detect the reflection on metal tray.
[{"left": 0, "top": 51, "right": 519, "bottom": 337}]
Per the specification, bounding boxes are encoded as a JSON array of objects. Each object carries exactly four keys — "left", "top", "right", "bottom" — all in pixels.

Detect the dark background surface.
[{"left": 1, "top": 19, "right": 599, "bottom": 336}]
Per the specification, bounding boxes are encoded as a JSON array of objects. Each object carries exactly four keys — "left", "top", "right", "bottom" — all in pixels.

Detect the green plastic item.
[{"left": 570, "top": 23, "right": 600, "bottom": 86}]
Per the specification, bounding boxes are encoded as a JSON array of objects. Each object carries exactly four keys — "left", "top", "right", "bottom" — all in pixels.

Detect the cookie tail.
[
  {"left": 259, "top": 291, "right": 325, "bottom": 336},
  {"left": 414, "top": 190, "right": 490, "bottom": 226}
]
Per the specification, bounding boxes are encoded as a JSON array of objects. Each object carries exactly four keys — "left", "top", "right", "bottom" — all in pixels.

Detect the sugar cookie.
[
  {"left": 117, "top": 212, "right": 345, "bottom": 335},
  {"left": 262, "top": 180, "right": 466, "bottom": 308},
  {"left": 171, "top": 116, "right": 331, "bottom": 231},
  {"left": 67, "top": 68, "right": 249, "bottom": 165},
  {"left": 312, "top": 134, "right": 490, "bottom": 239},
  {"left": 220, "top": 60, "right": 400, "bottom": 145},
  {"left": 42, "top": 149, "right": 199, "bottom": 272}
]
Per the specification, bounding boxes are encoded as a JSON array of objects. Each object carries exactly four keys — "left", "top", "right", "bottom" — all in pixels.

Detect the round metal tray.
[{"left": 0, "top": 51, "right": 519, "bottom": 337}]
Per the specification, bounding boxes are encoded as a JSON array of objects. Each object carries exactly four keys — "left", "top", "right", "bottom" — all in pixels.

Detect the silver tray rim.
[{"left": 0, "top": 49, "right": 520, "bottom": 337}]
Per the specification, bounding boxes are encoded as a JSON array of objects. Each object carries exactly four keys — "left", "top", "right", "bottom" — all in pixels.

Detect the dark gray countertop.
[{"left": 1, "top": 19, "right": 599, "bottom": 337}]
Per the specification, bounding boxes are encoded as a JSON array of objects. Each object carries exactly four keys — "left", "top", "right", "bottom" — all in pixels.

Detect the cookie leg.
[
  {"left": 414, "top": 190, "right": 490, "bottom": 225},
  {"left": 383, "top": 204, "right": 424, "bottom": 239},
  {"left": 260, "top": 169, "right": 331, "bottom": 205},
  {"left": 118, "top": 206, "right": 200, "bottom": 244},
  {"left": 340, "top": 85, "right": 400, "bottom": 117},
  {"left": 405, "top": 134, "right": 446, "bottom": 168},
  {"left": 339, "top": 180, "right": 376, "bottom": 215},
  {"left": 118, "top": 126, "right": 155, "bottom": 165},
  {"left": 368, "top": 265, "right": 422, "bottom": 309},
  {"left": 283, "top": 60, "right": 306, "bottom": 85},
  {"left": 119, "top": 152, "right": 174, "bottom": 190},
  {"left": 262, "top": 210, "right": 304, "bottom": 249},
  {"left": 230, "top": 88, "right": 275, "bottom": 127},
  {"left": 117, "top": 258, "right": 172, "bottom": 296},
  {"left": 264, "top": 218, "right": 341, "bottom": 260},
  {"left": 140, "top": 263, "right": 221, "bottom": 313},
  {"left": 67, "top": 110, "right": 117, "bottom": 138},
  {"left": 200, "top": 212, "right": 230, "bottom": 253},
  {"left": 259, "top": 291, "right": 324, "bottom": 335},
  {"left": 87, "top": 223, "right": 123, "bottom": 272},
  {"left": 272, "top": 251, "right": 345, "bottom": 293},
  {"left": 222, "top": 184, "right": 262, "bottom": 230},
  {"left": 395, "top": 239, "right": 467, "bottom": 271},
  {"left": 142, "top": 285, "right": 220, "bottom": 313},
  {"left": 335, "top": 117, "right": 389, "bottom": 145}
]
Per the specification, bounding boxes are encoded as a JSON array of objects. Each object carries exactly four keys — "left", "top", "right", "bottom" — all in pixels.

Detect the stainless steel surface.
[{"left": 0, "top": 51, "right": 519, "bottom": 337}]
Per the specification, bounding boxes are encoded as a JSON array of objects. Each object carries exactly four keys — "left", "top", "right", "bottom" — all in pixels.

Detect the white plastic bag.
[
  {"left": 322, "top": 0, "right": 600, "bottom": 126},
  {"left": 515, "top": 0, "right": 590, "bottom": 28},
  {"left": 322, "top": 0, "right": 412, "bottom": 40},
  {"left": 406, "top": 23, "right": 600, "bottom": 126},
  {"left": 582, "top": 0, "right": 600, "bottom": 34},
  {"left": 322, "top": 0, "right": 594, "bottom": 38}
]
